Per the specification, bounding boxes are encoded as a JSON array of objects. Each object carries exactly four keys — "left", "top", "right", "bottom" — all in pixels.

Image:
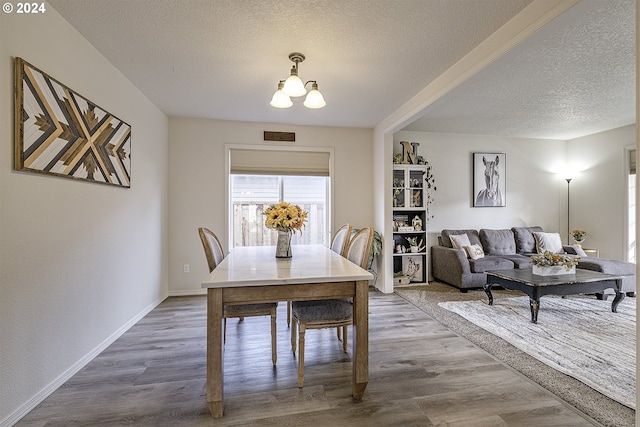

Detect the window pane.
[
  {"left": 283, "top": 176, "right": 327, "bottom": 246},
  {"left": 231, "top": 175, "right": 327, "bottom": 248},
  {"left": 231, "top": 175, "right": 279, "bottom": 203}
]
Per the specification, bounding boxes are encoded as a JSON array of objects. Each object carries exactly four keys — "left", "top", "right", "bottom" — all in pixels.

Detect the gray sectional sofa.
[{"left": 431, "top": 226, "right": 636, "bottom": 295}]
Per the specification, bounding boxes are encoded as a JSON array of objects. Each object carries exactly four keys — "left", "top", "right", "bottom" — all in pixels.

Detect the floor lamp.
[{"left": 565, "top": 177, "right": 572, "bottom": 245}]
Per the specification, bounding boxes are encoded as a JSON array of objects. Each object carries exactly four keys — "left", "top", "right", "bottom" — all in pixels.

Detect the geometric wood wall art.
[{"left": 14, "top": 57, "right": 131, "bottom": 187}]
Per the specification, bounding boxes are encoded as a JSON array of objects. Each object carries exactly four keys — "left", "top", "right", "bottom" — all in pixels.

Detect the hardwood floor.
[{"left": 17, "top": 290, "right": 601, "bottom": 426}]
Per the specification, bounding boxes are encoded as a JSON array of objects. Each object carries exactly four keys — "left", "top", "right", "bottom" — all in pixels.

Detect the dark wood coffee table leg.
[
  {"left": 611, "top": 279, "right": 625, "bottom": 312},
  {"left": 483, "top": 283, "right": 494, "bottom": 305},
  {"left": 529, "top": 298, "right": 540, "bottom": 323}
]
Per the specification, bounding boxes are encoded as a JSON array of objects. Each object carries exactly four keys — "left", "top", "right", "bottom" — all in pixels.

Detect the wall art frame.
[
  {"left": 473, "top": 152, "right": 506, "bottom": 207},
  {"left": 14, "top": 57, "right": 131, "bottom": 187}
]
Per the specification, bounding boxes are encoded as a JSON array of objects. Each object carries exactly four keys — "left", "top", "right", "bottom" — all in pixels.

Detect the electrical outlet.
[{"left": 183, "top": 264, "right": 190, "bottom": 273}]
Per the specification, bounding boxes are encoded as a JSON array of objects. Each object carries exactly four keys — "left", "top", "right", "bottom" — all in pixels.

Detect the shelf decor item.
[
  {"left": 570, "top": 229, "right": 587, "bottom": 246},
  {"left": 402, "top": 255, "right": 423, "bottom": 282},
  {"left": 263, "top": 202, "right": 308, "bottom": 258},
  {"left": 530, "top": 251, "right": 580, "bottom": 276},
  {"left": 405, "top": 236, "right": 425, "bottom": 253}
]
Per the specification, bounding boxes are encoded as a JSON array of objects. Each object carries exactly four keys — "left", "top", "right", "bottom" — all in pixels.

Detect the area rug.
[{"left": 439, "top": 295, "right": 636, "bottom": 409}]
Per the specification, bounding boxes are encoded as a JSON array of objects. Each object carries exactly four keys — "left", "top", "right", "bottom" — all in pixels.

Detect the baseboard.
[
  {"left": 0, "top": 293, "right": 167, "bottom": 427},
  {"left": 169, "top": 289, "right": 207, "bottom": 296}
]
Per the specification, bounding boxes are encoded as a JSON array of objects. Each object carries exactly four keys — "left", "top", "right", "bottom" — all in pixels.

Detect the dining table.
[{"left": 201, "top": 244, "right": 374, "bottom": 418}]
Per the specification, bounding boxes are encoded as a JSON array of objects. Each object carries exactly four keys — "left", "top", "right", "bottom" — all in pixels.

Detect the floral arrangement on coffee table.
[
  {"left": 263, "top": 202, "right": 308, "bottom": 233},
  {"left": 530, "top": 250, "right": 580, "bottom": 271}
]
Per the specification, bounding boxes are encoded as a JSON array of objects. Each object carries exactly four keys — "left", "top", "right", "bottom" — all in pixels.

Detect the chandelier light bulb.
[
  {"left": 270, "top": 81, "right": 292, "bottom": 108},
  {"left": 303, "top": 82, "right": 326, "bottom": 109},
  {"left": 282, "top": 66, "right": 307, "bottom": 97}
]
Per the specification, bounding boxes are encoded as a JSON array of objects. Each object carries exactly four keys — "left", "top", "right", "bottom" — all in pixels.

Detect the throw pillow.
[
  {"left": 532, "top": 232, "right": 564, "bottom": 254},
  {"left": 450, "top": 234, "right": 471, "bottom": 250},
  {"left": 570, "top": 245, "right": 588, "bottom": 257},
  {"left": 464, "top": 244, "right": 485, "bottom": 260}
]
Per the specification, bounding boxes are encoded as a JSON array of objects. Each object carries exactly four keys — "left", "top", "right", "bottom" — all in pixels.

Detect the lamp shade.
[
  {"left": 270, "top": 81, "right": 293, "bottom": 108},
  {"left": 282, "top": 69, "right": 307, "bottom": 97},
  {"left": 303, "top": 82, "right": 326, "bottom": 109}
]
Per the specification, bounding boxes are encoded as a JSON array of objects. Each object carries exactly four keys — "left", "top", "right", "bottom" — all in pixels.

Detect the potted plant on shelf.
[{"left": 405, "top": 236, "right": 425, "bottom": 253}]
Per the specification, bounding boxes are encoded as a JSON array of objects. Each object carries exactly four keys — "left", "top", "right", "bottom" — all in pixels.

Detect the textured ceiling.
[
  {"left": 47, "top": 0, "right": 635, "bottom": 140},
  {"left": 403, "top": 0, "right": 636, "bottom": 140}
]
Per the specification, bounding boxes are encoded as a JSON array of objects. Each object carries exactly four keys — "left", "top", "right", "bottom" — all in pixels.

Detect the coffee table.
[{"left": 484, "top": 269, "right": 624, "bottom": 323}]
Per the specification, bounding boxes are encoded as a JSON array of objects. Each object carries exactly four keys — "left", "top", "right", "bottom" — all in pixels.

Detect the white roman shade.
[
  {"left": 230, "top": 148, "right": 330, "bottom": 176},
  {"left": 630, "top": 149, "right": 636, "bottom": 175}
]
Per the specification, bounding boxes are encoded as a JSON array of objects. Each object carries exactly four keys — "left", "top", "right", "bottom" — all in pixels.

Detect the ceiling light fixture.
[{"left": 270, "top": 52, "right": 326, "bottom": 109}]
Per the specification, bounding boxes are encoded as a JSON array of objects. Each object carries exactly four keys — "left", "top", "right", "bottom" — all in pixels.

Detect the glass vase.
[{"left": 276, "top": 229, "right": 292, "bottom": 258}]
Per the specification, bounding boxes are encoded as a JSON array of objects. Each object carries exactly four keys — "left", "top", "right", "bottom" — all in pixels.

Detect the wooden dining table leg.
[
  {"left": 352, "top": 280, "right": 369, "bottom": 400},
  {"left": 207, "top": 288, "right": 224, "bottom": 417}
]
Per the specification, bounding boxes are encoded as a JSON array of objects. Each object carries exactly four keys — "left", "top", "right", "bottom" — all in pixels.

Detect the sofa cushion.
[
  {"left": 441, "top": 229, "right": 481, "bottom": 248},
  {"left": 469, "top": 256, "right": 514, "bottom": 273},
  {"left": 578, "top": 259, "right": 636, "bottom": 276},
  {"left": 564, "top": 245, "right": 588, "bottom": 257},
  {"left": 463, "top": 244, "right": 485, "bottom": 260},
  {"left": 479, "top": 229, "right": 516, "bottom": 255},
  {"left": 512, "top": 226, "right": 544, "bottom": 254},
  {"left": 533, "top": 232, "right": 564, "bottom": 254},
  {"left": 499, "top": 254, "right": 534, "bottom": 269},
  {"left": 450, "top": 233, "right": 471, "bottom": 250}
]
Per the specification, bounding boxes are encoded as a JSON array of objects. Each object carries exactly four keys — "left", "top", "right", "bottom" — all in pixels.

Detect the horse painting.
[{"left": 475, "top": 155, "right": 503, "bottom": 207}]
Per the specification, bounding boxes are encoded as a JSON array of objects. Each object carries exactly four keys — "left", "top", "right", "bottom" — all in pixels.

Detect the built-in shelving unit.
[{"left": 392, "top": 164, "right": 428, "bottom": 285}]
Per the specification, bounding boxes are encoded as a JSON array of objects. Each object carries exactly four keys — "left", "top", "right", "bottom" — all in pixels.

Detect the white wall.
[
  {"left": 0, "top": 5, "right": 169, "bottom": 425},
  {"left": 568, "top": 124, "right": 636, "bottom": 260},
  {"left": 168, "top": 117, "right": 373, "bottom": 294},
  {"left": 394, "top": 131, "right": 568, "bottom": 245}
]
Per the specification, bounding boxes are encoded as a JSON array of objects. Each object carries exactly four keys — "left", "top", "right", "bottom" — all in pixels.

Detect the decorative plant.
[
  {"left": 570, "top": 229, "right": 587, "bottom": 242},
  {"left": 423, "top": 161, "right": 436, "bottom": 221},
  {"left": 530, "top": 251, "right": 580, "bottom": 271},
  {"left": 263, "top": 202, "right": 308, "bottom": 233},
  {"left": 406, "top": 236, "right": 418, "bottom": 246},
  {"left": 405, "top": 236, "right": 425, "bottom": 251}
]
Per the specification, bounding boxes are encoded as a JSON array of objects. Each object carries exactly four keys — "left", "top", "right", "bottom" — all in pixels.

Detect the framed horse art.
[{"left": 473, "top": 153, "right": 506, "bottom": 207}]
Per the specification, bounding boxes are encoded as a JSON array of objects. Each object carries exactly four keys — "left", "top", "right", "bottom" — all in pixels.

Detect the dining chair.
[
  {"left": 290, "top": 226, "right": 373, "bottom": 387},
  {"left": 198, "top": 227, "right": 278, "bottom": 365},
  {"left": 331, "top": 223, "right": 352, "bottom": 256},
  {"left": 287, "top": 223, "right": 353, "bottom": 327},
  {"left": 330, "top": 223, "right": 352, "bottom": 338}
]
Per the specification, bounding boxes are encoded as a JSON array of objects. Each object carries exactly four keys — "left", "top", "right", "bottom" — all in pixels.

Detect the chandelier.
[{"left": 270, "top": 52, "right": 326, "bottom": 109}]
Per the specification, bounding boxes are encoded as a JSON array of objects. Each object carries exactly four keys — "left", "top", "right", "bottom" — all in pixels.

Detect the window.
[
  {"left": 230, "top": 175, "right": 328, "bottom": 248},
  {"left": 227, "top": 146, "right": 332, "bottom": 249}
]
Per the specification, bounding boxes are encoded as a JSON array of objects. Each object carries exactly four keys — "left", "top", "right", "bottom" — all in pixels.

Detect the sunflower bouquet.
[{"left": 263, "top": 202, "right": 308, "bottom": 233}]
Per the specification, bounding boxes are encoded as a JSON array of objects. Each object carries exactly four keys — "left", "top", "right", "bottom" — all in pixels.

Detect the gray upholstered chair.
[
  {"left": 330, "top": 223, "right": 353, "bottom": 339},
  {"left": 198, "top": 227, "right": 278, "bottom": 365},
  {"left": 290, "top": 227, "right": 373, "bottom": 387},
  {"left": 287, "top": 223, "right": 353, "bottom": 327}
]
